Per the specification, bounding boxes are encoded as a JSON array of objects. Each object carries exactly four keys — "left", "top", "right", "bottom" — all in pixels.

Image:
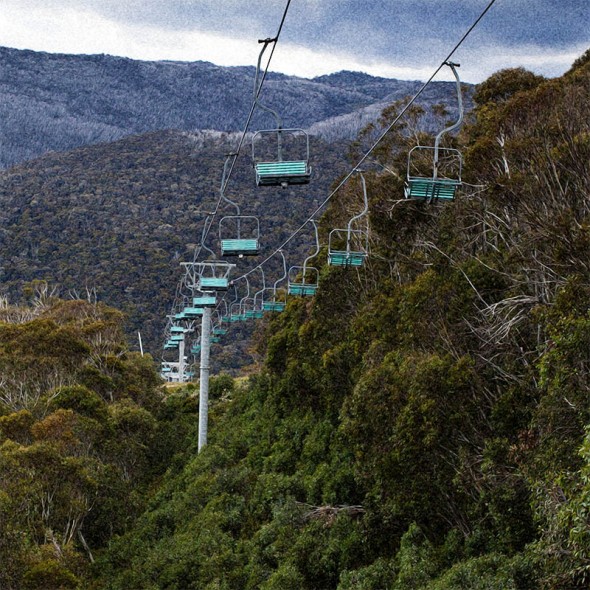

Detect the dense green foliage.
[
  {"left": 0, "top": 297, "right": 184, "bottom": 589},
  {"left": 1, "top": 55, "right": 589, "bottom": 589},
  {"left": 86, "top": 56, "right": 588, "bottom": 588}
]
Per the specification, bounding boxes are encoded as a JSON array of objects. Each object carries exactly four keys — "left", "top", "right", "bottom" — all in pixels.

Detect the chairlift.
[
  {"left": 253, "top": 128, "right": 311, "bottom": 187},
  {"left": 196, "top": 261, "right": 235, "bottom": 292},
  {"left": 211, "top": 310, "right": 228, "bottom": 336},
  {"left": 405, "top": 62, "right": 464, "bottom": 202},
  {"left": 192, "top": 295, "right": 216, "bottom": 308},
  {"left": 229, "top": 302, "right": 244, "bottom": 323},
  {"left": 288, "top": 220, "right": 320, "bottom": 296},
  {"left": 263, "top": 300, "right": 286, "bottom": 312},
  {"left": 219, "top": 215, "right": 260, "bottom": 257},
  {"left": 199, "top": 276, "right": 230, "bottom": 290},
  {"left": 237, "top": 276, "right": 256, "bottom": 319},
  {"left": 218, "top": 300, "right": 232, "bottom": 325},
  {"left": 251, "top": 38, "right": 311, "bottom": 188},
  {"left": 263, "top": 250, "right": 288, "bottom": 312},
  {"left": 263, "top": 299, "right": 286, "bottom": 312},
  {"left": 160, "top": 363, "right": 173, "bottom": 381},
  {"left": 224, "top": 285, "right": 240, "bottom": 323},
  {"left": 249, "top": 293, "right": 264, "bottom": 319},
  {"left": 328, "top": 170, "right": 369, "bottom": 267},
  {"left": 217, "top": 153, "right": 261, "bottom": 257},
  {"left": 188, "top": 327, "right": 200, "bottom": 353},
  {"left": 288, "top": 266, "right": 319, "bottom": 296},
  {"left": 249, "top": 268, "right": 265, "bottom": 319},
  {"left": 183, "top": 307, "right": 205, "bottom": 318},
  {"left": 186, "top": 224, "right": 234, "bottom": 290},
  {"left": 242, "top": 298, "right": 257, "bottom": 320}
]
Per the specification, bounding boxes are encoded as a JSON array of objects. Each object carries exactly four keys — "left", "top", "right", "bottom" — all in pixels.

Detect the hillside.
[
  {"left": 0, "top": 48, "right": 588, "bottom": 590},
  {"left": 0, "top": 128, "right": 348, "bottom": 358},
  {"left": 0, "top": 297, "right": 185, "bottom": 590},
  {"left": 89, "top": 53, "right": 590, "bottom": 589},
  {"left": 0, "top": 46, "right": 471, "bottom": 168}
]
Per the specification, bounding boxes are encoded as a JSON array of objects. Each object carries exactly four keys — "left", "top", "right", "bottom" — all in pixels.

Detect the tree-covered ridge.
[
  {"left": 86, "top": 55, "right": 590, "bottom": 589},
  {"left": 0, "top": 46, "right": 470, "bottom": 169},
  {"left": 0, "top": 129, "right": 347, "bottom": 358}
]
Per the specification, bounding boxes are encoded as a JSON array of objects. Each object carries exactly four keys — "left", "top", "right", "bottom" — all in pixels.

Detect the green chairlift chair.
[
  {"left": 251, "top": 39, "right": 311, "bottom": 188},
  {"left": 404, "top": 62, "right": 464, "bottom": 203},
  {"left": 288, "top": 220, "right": 321, "bottom": 296},
  {"left": 328, "top": 170, "right": 369, "bottom": 267}
]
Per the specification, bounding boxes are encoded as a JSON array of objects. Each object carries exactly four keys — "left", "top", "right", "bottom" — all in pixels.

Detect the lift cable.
[
  {"left": 189, "top": 0, "right": 293, "bottom": 266},
  {"left": 162, "top": 0, "right": 292, "bottom": 345},
  {"left": 233, "top": 0, "right": 500, "bottom": 281},
  {"left": 165, "top": 0, "right": 499, "bottom": 351}
]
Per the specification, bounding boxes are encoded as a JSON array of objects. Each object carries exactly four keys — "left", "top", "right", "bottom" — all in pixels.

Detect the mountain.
[
  {"left": 0, "top": 46, "right": 471, "bottom": 168},
  {"left": 0, "top": 47, "right": 473, "bottom": 358},
  {"left": 0, "top": 128, "right": 349, "bottom": 359},
  {"left": 1, "top": 53, "right": 588, "bottom": 590}
]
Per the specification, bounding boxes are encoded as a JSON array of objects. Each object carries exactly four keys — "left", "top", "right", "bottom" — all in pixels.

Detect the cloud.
[{"left": 0, "top": 0, "right": 588, "bottom": 82}]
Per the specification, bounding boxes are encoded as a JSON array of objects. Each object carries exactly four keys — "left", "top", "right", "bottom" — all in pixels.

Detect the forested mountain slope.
[
  {"left": 0, "top": 129, "right": 347, "bottom": 356},
  {"left": 0, "top": 46, "right": 471, "bottom": 168},
  {"left": 88, "top": 51, "right": 590, "bottom": 589},
  {"left": 0, "top": 50, "right": 589, "bottom": 590}
]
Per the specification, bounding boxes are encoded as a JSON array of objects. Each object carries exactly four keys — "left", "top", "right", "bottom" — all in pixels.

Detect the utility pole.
[
  {"left": 179, "top": 260, "right": 234, "bottom": 450},
  {"left": 198, "top": 307, "right": 212, "bottom": 451}
]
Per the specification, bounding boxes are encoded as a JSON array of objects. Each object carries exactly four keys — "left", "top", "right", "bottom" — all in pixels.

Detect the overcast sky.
[{"left": 0, "top": 0, "right": 588, "bottom": 82}]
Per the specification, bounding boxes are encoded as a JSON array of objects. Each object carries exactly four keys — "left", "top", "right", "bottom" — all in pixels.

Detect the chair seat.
[
  {"left": 328, "top": 251, "right": 366, "bottom": 267},
  {"left": 193, "top": 296, "right": 216, "bottom": 307},
  {"left": 256, "top": 160, "right": 311, "bottom": 187},
  {"left": 289, "top": 283, "right": 317, "bottom": 296},
  {"left": 183, "top": 307, "right": 204, "bottom": 317},
  {"left": 199, "top": 277, "right": 229, "bottom": 291},
  {"left": 405, "top": 178, "right": 459, "bottom": 201},
  {"left": 263, "top": 301, "right": 286, "bottom": 312},
  {"left": 221, "top": 239, "right": 259, "bottom": 256}
]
